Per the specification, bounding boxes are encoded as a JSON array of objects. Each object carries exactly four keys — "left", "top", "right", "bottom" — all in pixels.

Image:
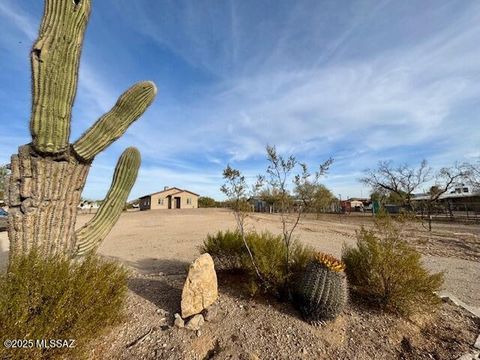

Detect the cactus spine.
[
  {"left": 7, "top": 0, "right": 156, "bottom": 261},
  {"left": 294, "top": 252, "right": 348, "bottom": 325}
]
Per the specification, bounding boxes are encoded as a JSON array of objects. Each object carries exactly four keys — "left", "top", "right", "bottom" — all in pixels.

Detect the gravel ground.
[
  {"left": 0, "top": 208, "right": 479, "bottom": 359},
  {"left": 98, "top": 209, "right": 480, "bottom": 308},
  {"left": 1, "top": 209, "right": 479, "bottom": 306},
  {"left": 86, "top": 271, "right": 479, "bottom": 360}
]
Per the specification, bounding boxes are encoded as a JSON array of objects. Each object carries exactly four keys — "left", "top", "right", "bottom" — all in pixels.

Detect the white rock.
[
  {"left": 185, "top": 314, "right": 205, "bottom": 331},
  {"left": 174, "top": 313, "right": 184, "bottom": 328},
  {"left": 475, "top": 334, "right": 480, "bottom": 350},
  {"left": 181, "top": 253, "right": 218, "bottom": 318}
]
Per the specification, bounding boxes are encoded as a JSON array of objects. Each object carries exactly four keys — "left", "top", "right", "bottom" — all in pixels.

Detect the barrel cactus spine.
[
  {"left": 294, "top": 252, "right": 348, "bottom": 325},
  {"left": 7, "top": 0, "right": 156, "bottom": 262}
]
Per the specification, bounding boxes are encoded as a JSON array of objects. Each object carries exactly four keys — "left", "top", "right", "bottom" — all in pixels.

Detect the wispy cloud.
[
  {"left": 0, "top": 1, "right": 37, "bottom": 40},
  {"left": 1, "top": 0, "right": 479, "bottom": 200}
]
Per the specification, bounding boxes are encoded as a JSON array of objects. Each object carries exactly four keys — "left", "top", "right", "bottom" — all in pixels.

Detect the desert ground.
[
  {"left": 1, "top": 208, "right": 479, "bottom": 359},
  {"left": 65, "top": 209, "right": 480, "bottom": 307}
]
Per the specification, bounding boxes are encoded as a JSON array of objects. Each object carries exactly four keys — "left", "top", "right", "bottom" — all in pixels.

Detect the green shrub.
[
  {"left": 198, "top": 196, "right": 217, "bottom": 208},
  {"left": 244, "top": 231, "right": 288, "bottom": 290},
  {"left": 200, "top": 230, "right": 315, "bottom": 295},
  {"left": 201, "top": 230, "right": 246, "bottom": 270},
  {"left": 0, "top": 250, "right": 128, "bottom": 360},
  {"left": 342, "top": 216, "right": 444, "bottom": 315}
]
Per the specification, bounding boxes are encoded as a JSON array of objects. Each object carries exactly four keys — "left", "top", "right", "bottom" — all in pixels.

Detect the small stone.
[
  {"left": 185, "top": 314, "right": 205, "bottom": 331},
  {"left": 202, "top": 305, "right": 218, "bottom": 322},
  {"left": 196, "top": 330, "right": 202, "bottom": 337},
  {"left": 457, "top": 352, "right": 480, "bottom": 360},
  {"left": 174, "top": 313, "right": 184, "bottom": 328},
  {"left": 475, "top": 334, "right": 480, "bottom": 350}
]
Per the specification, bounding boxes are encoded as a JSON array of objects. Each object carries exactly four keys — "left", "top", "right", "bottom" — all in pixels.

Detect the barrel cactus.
[
  {"left": 6, "top": 0, "right": 156, "bottom": 262},
  {"left": 294, "top": 252, "right": 348, "bottom": 325}
]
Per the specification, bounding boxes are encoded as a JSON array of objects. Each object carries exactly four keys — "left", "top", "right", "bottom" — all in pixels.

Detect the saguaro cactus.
[
  {"left": 7, "top": 0, "right": 156, "bottom": 261},
  {"left": 294, "top": 252, "right": 348, "bottom": 325}
]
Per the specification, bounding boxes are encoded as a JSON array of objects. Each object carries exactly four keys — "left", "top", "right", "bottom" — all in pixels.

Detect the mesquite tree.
[
  {"left": 220, "top": 165, "right": 264, "bottom": 282},
  {"left": 262, "top": 145, "right": 332, "bottom": 290},
  {"left": 360, "top": 160, "right": 432, "bottom": 208},
  {"left": 6, "top": 0, "right": 156, "bottom": 262},
  {"left": 420, "top": 165, "right": 468, "bottom": 231},
  {"left": 462, "top": 160, "right": 480, "bottom": 190}
]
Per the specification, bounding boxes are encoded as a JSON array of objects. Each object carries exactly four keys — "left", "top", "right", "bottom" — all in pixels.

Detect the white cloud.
[
  {"left": 0, "top": 1, "right": 37, "bottom": 40},
  {"left": 2, "top": 0, "right": 479, "bottom": 200}
]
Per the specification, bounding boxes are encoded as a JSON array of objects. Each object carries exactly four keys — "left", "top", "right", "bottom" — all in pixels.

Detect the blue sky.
[{"left": 0, "top": 0, "right": 479, "bottom": 201}]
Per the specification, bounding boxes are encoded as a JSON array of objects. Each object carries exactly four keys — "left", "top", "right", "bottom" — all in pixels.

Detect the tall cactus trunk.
[
  {"left": 8, "top": 145, "right": 89, "bottom": 259},
  {"left": 6, "top": 0, "right": 156, "bottom": 263}
]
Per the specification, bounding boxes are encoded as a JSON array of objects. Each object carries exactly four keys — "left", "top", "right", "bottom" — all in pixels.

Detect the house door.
[
  {"left": 175, "top": 197, "right": 181, "bottom": 209},
  {"left": 167, "top": 196, "right": 172, "bottom": 209}
]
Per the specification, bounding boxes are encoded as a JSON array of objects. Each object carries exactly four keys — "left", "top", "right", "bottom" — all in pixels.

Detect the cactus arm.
[
  {"left": 30, "top": 0, "right": 91, "bottom": 154},
  {"left": 72, "top": 81, "right": 157, "bottom": 161},
  {"left": 74, "top": 147, "right": 140, "bottom": 256}
]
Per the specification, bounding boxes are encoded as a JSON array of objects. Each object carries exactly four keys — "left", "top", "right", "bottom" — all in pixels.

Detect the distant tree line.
[
  {"left": 198, "top": 196, "right": 222, "bottom": 208},
  {"left": 361, "top": 159, "right": 480, "bottom": 230}
]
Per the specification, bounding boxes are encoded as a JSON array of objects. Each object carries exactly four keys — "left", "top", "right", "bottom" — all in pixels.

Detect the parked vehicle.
[{"left": 0, "top": 208, "right": 8, "bottom": 231}]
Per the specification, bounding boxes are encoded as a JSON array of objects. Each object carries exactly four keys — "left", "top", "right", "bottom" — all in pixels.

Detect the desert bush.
[
  {"left": 201, "top": 230, "right": 315, "bottom": 295},
  {"left": 201, "top": 230, "right": 246, "bottom": 270},
  {"left": 198, "top": 196, "right": 217, "bottom": 208},
  {"left": 342, "top": 215, "right": 444, "bottom": 315},
  {"left": 0, "top": 250, "right": 128, "bottom": 360},
  {"left": 245, "top": 231, "right": 289, "bottom": 290}
]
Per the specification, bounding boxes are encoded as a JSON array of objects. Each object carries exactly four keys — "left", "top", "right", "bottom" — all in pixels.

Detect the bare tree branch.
[
  {"left": 263, "top": 145, "right": 333, "bottom": 294},
  {"left": 221, "top": 164, "right": 265, "bottom": 283},
  {"left": 360, "top": 160, "right": 432, "bottom": 206}
]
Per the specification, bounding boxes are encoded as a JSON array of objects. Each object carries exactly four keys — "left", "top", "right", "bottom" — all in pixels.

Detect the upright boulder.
[{"left": 181, "top": 253, "right": 218, "bottom": 318}]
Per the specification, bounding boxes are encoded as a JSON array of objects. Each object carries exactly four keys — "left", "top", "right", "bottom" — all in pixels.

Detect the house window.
[
  {"left": 187, "top": 198, "right": 191, "bottom": 205},
  {"left": 158, "top": 198, "right": 164, "bottom": 205},
  {"left": 463, "top": 187, "right": 469, "bottom": 193}
]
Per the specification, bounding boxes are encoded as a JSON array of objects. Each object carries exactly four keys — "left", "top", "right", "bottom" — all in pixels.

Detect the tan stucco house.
[{"left": 139, "top": 187, "right": 199, "bottom": 210}]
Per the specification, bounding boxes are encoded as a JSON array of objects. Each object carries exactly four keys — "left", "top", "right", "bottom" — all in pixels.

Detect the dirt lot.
[
  {"left": 2, "top": 208, "right": 479, "bottom": 307},
  {"left": 0, "top": 208, "right": 479, "bottom": 359},
  {"left": 90, "top": 208, "right": 480, "bottom": 308}
]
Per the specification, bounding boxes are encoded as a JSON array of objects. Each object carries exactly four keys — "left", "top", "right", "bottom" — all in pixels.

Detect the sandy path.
[{"left": 1, "top": 209, "right": 479, "bottom": 308}]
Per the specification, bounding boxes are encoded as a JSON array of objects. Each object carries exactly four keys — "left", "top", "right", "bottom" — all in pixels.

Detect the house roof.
[
  {"left": 347, "top": 197, "right": 369, "bottom": 202},
  {"left": 412, "top": 191, "right": 480, "bottom": 201},
  {"left": 169, "top": 190, "right": 200, "bottom": 197},
  {"left": 139, "top": 187, "right": 199, "bottom": 198}
]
